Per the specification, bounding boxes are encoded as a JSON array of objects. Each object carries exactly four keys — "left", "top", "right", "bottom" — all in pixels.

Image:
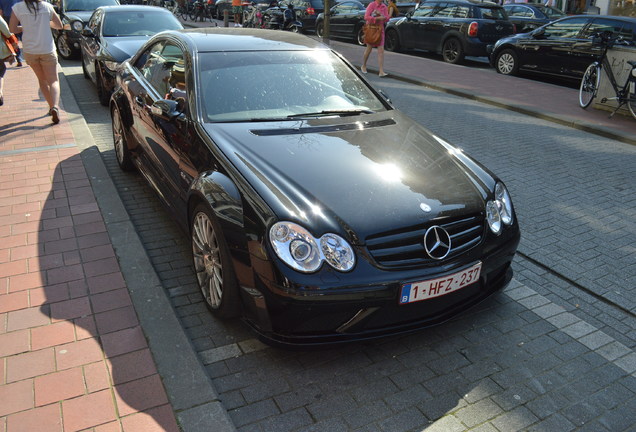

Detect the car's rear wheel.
[
  {"left": 191, "top": 203, "right": 240, "bottom": 318},
  {"left": 56, "top": 35, "right": 76, "bottom": 60},
  {"left": 111, "top": 104, "right": 135, "bottom": 171},
  {"left": 356, "top": 25, "right": 365, "bottom": 46},
  {"left": 579, "top": 63, "right": 599, "bottom": 109},
  {"left": 442, "top": 38, "right": 464, "bottom": 64},
  {"left": 495, "top": 49, "right": 519, "bottom": 76},
  {"left": 384, "top": 29, "right": 401, "bottom": 52}
]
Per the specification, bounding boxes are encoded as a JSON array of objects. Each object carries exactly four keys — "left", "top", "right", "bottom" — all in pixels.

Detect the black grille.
[{"left": 365, "top": 214, "right": 484, "bottom": 268}]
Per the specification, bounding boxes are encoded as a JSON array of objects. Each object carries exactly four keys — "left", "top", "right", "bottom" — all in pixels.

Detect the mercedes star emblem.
[{"left": 424, "top": 226, "right": 452, "bottom": 260}]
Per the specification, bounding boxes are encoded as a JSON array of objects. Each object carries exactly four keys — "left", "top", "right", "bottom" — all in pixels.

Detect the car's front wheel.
[
  {"left": 56, "top": 35, "right": 76, "bottom": 60},
  {"left": 442, "top": 37, "right": 464, "bottom": 64},
  {"left": 191, "top": 203, "right": 240, "bottom": 318},
  {"left": 356, "top": 25, "right": 365, "bottom": 46},
  {"left": 495, "top": 49, "right": 519, "bottom": 76},
  {"left": 111, "top": 104, "right": 135, "bottom": 171},
  {"left": 316, "top": 20, "right": 324, "bottom": 37},
  {"left": 384, "top": 29, "right": 401, "bottom": 52}
]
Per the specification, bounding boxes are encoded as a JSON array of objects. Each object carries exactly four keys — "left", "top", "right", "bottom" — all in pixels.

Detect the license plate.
[{"left": 399, "top": 262, "right": 482, "bottom": 305}]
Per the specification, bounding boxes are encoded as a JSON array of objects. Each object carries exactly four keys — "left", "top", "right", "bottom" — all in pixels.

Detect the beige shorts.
[{"left": 23, "top": 51, "right": 58, "bottom": 67}]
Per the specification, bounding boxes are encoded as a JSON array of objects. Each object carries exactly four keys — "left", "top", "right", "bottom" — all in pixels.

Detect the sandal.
[{"left": 50, "top": 107, "right": 60, "bottom": 124}]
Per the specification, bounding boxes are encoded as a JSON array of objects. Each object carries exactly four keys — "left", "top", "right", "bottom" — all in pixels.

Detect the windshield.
[
  {"left": 536, "top": 5, "right": 565, "bottom": 19},
  {"left": 65, "top": 0, "right": 118, "bottom": 12},
  {"left": 198, "top": 51, "right": 387, "bottom": 122},
  {"left": 102, "top": 11, "right": 182, "bottom": 36}
]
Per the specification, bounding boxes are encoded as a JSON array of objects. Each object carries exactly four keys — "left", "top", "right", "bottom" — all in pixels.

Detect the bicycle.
[
  {"left": 189, "top": 0, "right": 213, "bottom": 21},
  {"left": 579, "top": 30, "right": 636, "bottom": 119},
  {"left": 169, "top": 1, "right": 190, "bottom": 21}
]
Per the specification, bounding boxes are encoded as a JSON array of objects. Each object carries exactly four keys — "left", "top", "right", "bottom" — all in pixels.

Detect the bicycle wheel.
[
  {"left": 189, "top": 6, "right": 198, "bottom": 21},
  {"left": 579, "top": 63, "right": 600, "bottom": 109},
  {"left": 627, "top": 79, "right": 636, "bottom": 120}
]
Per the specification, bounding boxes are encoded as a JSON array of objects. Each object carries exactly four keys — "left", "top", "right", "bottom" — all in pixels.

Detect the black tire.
[
  {"left": 96, "top": 65, "right": 110, "bottom": 107},
  {"left": 189, "top": 7, "right": 198, "bottom": 21},
  {"left": 628, "top": 79, "right": 636, "bottom": 120},
  {"left": 442, "top": 37, "right": 464, "bottom": 64},
  {"left": 579, "top": 63, "right": 599, "bottom": 109},
  {"left": 190, "top": 203, "right": 240, "bottom": 318},
  {"left": 316, "top": 20, "right": 324, "bottom": 37},
  {"left": 111, "top": 104, "right": 135, "bottom": 171},
  {"left": 56, "top": 35, "right": 76, "bottom": 60},
  {"left": 356, "top": 25, "right": 365, "bottom": 46},
  {"left": 384, "top": 29, "right": 401, "bottom": 52},
  {"left": 495, "top": 49, "right": 519, "bottom": 76}
]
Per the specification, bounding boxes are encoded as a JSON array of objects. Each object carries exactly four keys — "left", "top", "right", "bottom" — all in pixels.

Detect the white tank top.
[{"left": 12, "top": 1, "right": 56, "bottom": 55}]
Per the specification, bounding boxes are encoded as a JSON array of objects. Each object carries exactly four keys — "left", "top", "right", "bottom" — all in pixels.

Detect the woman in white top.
[
  {"left": 9, "top": 0, "right": 63, "bottom": 123},
  {"left": 0, "top": 15, "right": 14, "bottom": 106}
]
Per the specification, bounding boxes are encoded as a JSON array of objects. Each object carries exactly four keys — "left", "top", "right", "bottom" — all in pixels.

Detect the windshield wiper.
[{"left": 286, "top": 109, "right": 374, "bottom": 119}]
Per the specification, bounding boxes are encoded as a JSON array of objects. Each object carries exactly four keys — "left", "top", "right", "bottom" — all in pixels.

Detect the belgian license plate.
[{"left": 399, "top": 262, "right": 482, "bottom": 305}]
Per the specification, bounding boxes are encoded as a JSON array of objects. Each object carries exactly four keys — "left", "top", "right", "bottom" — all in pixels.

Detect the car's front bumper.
[{"left": 241, "top": 224, "right": 520, "bottom": 347}]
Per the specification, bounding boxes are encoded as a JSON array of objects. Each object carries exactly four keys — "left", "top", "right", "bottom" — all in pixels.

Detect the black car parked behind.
[
  {"left": 503, "top": 3, "right": 564, "bottom": 34},
  {"left": 384, "top": 0, "right": 515, "bottom": 64},
  {"left": 489, "top": 15, "right": 636, "bottom": 79}
]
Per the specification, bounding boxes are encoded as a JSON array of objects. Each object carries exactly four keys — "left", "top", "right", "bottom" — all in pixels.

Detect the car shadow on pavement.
[{"left": 38, "top": 152, "right": 179, "bottom": 431}]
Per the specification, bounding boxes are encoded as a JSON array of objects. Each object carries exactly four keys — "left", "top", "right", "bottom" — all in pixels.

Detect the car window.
[
  {"left": 477, "top": 6, "right": 505, "bottom": 20},
  {"left": 507, "top": 5, "right": 533, "bottom": 18},
  {"left": 432, "top": 3, "right": 455, "bottom": 18},
  {"left": 136, "top": 42, "right": 186, "bottom": 99},
  {"left": 334, "top": 2, "right": 358, "bottom": 13},
  {"left": 88, "top": 9, "right": 102, "bottom": 32},
  {"left": 198, "top": 50, "right": 387, "bottom": 122},
  {"left": 582, "top": 18, "right": 634, "bottom": 43},
  {"left": 64, "top": 0, "right": 118, "bottom": 12},
  {"left": 310, "top": 0, "right": 324, "bottom": 8},
  {"left": 413, "top": 3, "right": 436, "bottom": 17},
  {"left": 542, "top": 17, "right": 588, "bottom": 38},
  {"left": 101, "top": 10, "right": 182, "bottom": 37},
  {"left": 538, "top": 5, "right": 565, "bottom": 19}
]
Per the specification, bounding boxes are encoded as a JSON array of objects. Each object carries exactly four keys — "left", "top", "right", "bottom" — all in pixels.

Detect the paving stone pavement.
[{"left": 56, "top": 36, "right": 636, "bottom": 432}]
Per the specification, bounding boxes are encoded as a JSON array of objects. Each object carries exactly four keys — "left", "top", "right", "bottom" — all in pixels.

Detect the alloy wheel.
[{"left": 192, "top": 211, "right": 224, "bottom": 309}]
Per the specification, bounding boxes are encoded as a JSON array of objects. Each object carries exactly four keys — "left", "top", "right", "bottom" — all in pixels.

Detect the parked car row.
[{"left": 314, "top": 0, "right": 636, "bottom": 82}]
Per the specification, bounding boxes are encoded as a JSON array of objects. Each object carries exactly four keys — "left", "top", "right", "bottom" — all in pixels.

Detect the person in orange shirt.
[{"left": 232, "top": 0, "right": 242, "bottom": 27}]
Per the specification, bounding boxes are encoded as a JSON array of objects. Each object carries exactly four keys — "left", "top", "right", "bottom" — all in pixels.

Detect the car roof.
[
  {"left": 96, "top": 5, "right": 172, "bottom": 13},
  {"left": 158, "top": 28, "right": 331, "bottom": 52}
]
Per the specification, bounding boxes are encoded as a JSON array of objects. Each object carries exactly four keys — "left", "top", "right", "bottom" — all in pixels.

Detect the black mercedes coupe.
[{"left": 110, "top": 28, "right": 520, "bottom": 346}]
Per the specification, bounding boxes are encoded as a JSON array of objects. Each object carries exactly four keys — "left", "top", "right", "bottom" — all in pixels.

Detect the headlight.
[
  {"left": 269, "top": 222, "right": 355, "bottom": 273},
  {"left": 486, "top": 200, "right": 502, "bottom": 235},
  {"left": 103, "top": 60, "right": 119, "bottom": 71},
  {"left": 494, "top": 182, "right": 513, "bottom": 225},
  {"left": 72, "top": 20, "right": 84, "bottom": 32}
]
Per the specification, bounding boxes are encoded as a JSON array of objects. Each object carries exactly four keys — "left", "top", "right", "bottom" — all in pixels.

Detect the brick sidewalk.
[{"left": 0, "top": 64, "right": 179, "bottom": 431}]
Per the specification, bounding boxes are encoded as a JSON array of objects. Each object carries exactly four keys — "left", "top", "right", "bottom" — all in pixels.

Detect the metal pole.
[{"left": 323, "top": 0, "right": 331, "bottom": 41}]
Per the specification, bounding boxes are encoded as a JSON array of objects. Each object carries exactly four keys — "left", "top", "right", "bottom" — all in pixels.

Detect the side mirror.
[
  {"left": 81, "top": 28, "right": 95, "bottom": 38},
  {"left": 151, "top": 99, "right": 184, "bottom": 120}
]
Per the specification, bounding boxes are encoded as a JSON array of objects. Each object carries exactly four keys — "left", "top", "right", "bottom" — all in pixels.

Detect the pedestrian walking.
[
  {"left": 360, "top": 0, "right": 388, "bottom": 77},
  {"left": 9, "top": 0, "right": 63, "bottom": 123},
  {"left": 387, "top": 0, "right": 399, "bottom": 18},
  {"left": 0, "top": 14, "right": 15, "bottom": 106},
  {"left": 232, "top": 0, "right": 242, "bottom": 27},
  {"left": 0, "top": 0, "right": 22, "bottom": 66}
]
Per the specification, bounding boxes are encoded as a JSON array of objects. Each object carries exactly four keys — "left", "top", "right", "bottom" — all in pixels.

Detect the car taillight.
[
  {"left": 307, "top": 7, "right": 315, "bottom": 14},
  {"left": 468, "top": 21, "right": 478, "bottom": 37}
]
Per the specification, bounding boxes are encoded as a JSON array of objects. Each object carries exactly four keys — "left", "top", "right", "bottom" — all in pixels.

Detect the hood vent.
[{"left": 250, "top": 118, "right": 396, "bottom": 136}]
